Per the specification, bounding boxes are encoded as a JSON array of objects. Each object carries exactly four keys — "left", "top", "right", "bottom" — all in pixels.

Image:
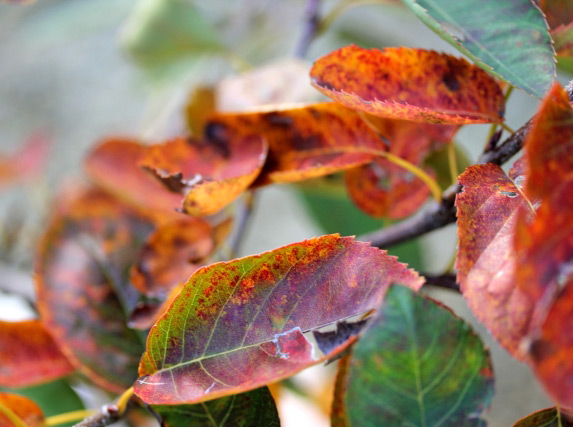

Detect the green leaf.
[
  {"left": 513, "top": 407, "right": 573, "bottom": 427},
  {"left": 336, "top": 286, "right": 494, "bottom": 427},
  {"left": 134, "top": 234, "right": 424, "bottom": 405},
  {"left": 1, "top": 380, "right": 84, "bottom": 427},
  {"left": 153, "top": 387, "right": 280, "bottom": 427},
  {"left": 402, "top": 0, "right": 556, "bottom": 98},
  {"left": 121, "top": 0, "right": 224, "bottom": 79}
]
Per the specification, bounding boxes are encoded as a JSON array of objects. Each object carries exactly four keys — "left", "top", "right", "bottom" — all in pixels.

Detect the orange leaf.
[
  {"left": 85, "top": 138, "right": 184, "bottom": 223},
  {"left": 130, "top": 217, "right": 218, "bottom": 298},
  {"left": 310, "top": 46, "right": 505, "bottom": 124},
  {"left": 0, "top": 393, "right": 43, "bottom": 427},
  {"left": 0, "top": 320, "right": 74, "bottom": 388},
  {"left": 345, "top": 159, "right": 433, "bottom": 219},
  {"left": 456, "top": 162, "right": 535, "bottom": 358},
  {"left": 141, "top": 133, "right": 267, "bottom": 216},
  {"left": 206, "top": 103, "right": 385, "bottom": 185}
]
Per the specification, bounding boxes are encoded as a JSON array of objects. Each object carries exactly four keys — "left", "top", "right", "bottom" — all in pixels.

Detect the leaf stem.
[
  {"left": 43, "top": 409, "right": 97, "bottom": 427},
  {"left": 500, "top": 122, "right": 515, "bottom": 134},
  {"left": 294, "top": 0, "right": 322, "bottom": 58},
  {"left": 116, "top": 386, "right": 134, "bottom": 414},
  {"left": 382, "top": 152, "right": 443, "bottom": 202},
  {"left": 446, "top": 143, "right": 459, "bottom": 185},
  {"left": 0, "top": 400, "right": 28, "bottom": 427}
]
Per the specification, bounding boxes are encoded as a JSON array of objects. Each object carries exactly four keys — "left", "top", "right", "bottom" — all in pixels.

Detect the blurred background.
[{"left": 0, "top": 1, "right": 571, "bottom": 425}]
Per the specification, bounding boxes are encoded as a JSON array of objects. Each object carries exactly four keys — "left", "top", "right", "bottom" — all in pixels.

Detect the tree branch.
[
  {"left": 294, "top": 0, "right": 321, "bottom": 58},
  {"left": 72, "top": 405, "right": 120, "bottom": 427},
  {"left": 360, "top": 119, "right": 532, "bottom": 249}
]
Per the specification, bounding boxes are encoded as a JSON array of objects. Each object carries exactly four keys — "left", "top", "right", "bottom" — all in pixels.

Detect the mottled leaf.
[
  {"left": 0, "top": 392, "right": 43, "bottom": 427},
  {"left": 310, "top": 46, "right": 505, "bottom": 124},
  {"left": 141, "top": 134, "right": 267, "bottom": 216},
  {"left": 345, "top": 159, "right": 433, "bottom": 219},
  {"left": 85, "top": 138, "right": 184, "bottom": 222},
  {"left": 130, "top": 217, "right": 217, "bottom": 298},
  {"left": 339, "top": 286, "right": 494, "bottom": 426},
  {"left": 134, "top": 234, "right": 423, "bottom": 405},
  {"left": 206, "top": 103, "right": 385, "bottom": 186},
  {"left": 513, "top": 407, "right": 573, "bottom": 427},
  {"left": 401, "top": 0, "right": 555, "bottom": 98},
  {"left": 456, "top": 162, "right": 535, "bottom": 358},
  {"left": 538, "top": 0, "right": 573, "bottom": 30},
  {"left": 36, "top": 189, "right": 153, "bottom": 392},
  {"left": 153, "top": 387, "right": 280, "bottom": 427},
  {"left": 0, "top": 320, "right": 74, "bottom": 388}
]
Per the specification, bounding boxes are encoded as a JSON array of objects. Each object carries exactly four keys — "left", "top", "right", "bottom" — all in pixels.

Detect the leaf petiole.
[
  {"left": 43, "top": 409, "right": 97, "bottom": 427},
  {"left": 447, "top": 143, "right": 459, "bottom": 185}
]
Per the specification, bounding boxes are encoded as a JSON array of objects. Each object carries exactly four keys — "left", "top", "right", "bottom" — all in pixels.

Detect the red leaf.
[
  {"left": 36, "top": 188, "right": 153, "bottom": 392},
  {"left": 141, "top": 134, "right": 267, "bottom": 216},
  {"left": 85, "top": 138, "right": 184, "bottom": 222},
  {"left": 310, "top": 46, "right": 505, "bottom": 124},
  {"left": 206, "top": 103, "right": 385, "bottom": 186},
  {"left": 0, "top": 393, "right": 44, "bottom": 427},
  {"left": 0, "top": 320, "right": 74, "bottom": 388},
  {"left": 134, "top": 234, "right": 423, "bottom": 405},
  {"left": 345, "top": 159, "right": 433, "bottom": 219},
  {"left": 456, "top": 162, "right": 535, "bottom": 358}
]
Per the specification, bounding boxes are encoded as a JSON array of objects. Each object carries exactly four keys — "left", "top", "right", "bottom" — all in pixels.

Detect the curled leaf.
[
  {"left": 141, "top": 134, "right": 267, "bottom": 216},
  {"left": 0, "top": 320, "right": 74, "bottom": 388},
  {"left": 310, "top": 46, "right": 505, "bottom": 124},
  {"left": 134, "top": 234, "right": 423, "bottom": 405},
  {"left": 36, "top": 189, "right": 153, "bottom": 392}
]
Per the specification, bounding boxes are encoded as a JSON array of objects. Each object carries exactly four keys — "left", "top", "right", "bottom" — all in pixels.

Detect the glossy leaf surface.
[
  {"left": 340, "top": 286, "right": 494, "bottom": 426},
  {"left": 310, "top": 46, "right": 505, "bottom": 124},
  {"left": 513, "top": 407, "right": 573, "bottom": 426},
  {"left": 0, "top": 392, "right": 43, "bottom": 427},
  {"left": 456, "top": 162, "right": 534, "bottom": 358},
  {"left": 207, "top": 103, "right": 385, "bottom": 186},
  {"left": 135, "top": 235, "right": 423, "bottom": 405},
  {"left": 401, "top": 0, "right": 555, "bottom": 98},
  {"left": 141, "top": 134, "right": 266, "bottom": 216},
  {"left": 36, "top": 189, "right": 152, "bottom": 392},
  {"left": 153, "top": 387, "right": 280, "bottom": 427},
  {"left": 0, "top": 320, "right": 74, "bottom": 388},
  {"left": 130, "top": 217, "right": 216, "bottom": 298},
  {"left": 85, "top": 138, "right": 184, "bottom": 222}
]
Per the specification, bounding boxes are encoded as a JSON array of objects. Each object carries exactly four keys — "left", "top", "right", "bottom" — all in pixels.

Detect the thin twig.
[
  {"left": 360, "top": 118, "right": 532, "bottom": 249},
  {"left": 229, "top": 191, "right": 257, "bottom": 258},
  {"left": 294, "top": 0, "right": 321, "bottom": 58},
  {"left": 421, "top": 273, "right": 460, "bottom": 292}
]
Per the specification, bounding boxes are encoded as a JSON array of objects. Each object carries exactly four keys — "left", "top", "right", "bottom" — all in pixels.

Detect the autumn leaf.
[
  {"left": 85, "top": 138, "right": 184, "bottom": 222},
  {"left": 36, "top": 188, "right": 153, "bottom": 393},
  {"left": 345, "top": 159, "right": 433, "bottom": 219},
  {"left": 456, "top": 162, "right": 535, "bottom": 358},
  {"left": 334, "top": 286, "right": 493, "bottom": 426},
  {"left": 310, "top": 46, "right": 505, "bottom": 124},
  {"left": 402, "top": 0, "right": 555, "bottom": 98},
  {"left": 0, "top": 393, "right": 44, "bottom": 427},
  {"left": 206, "top": 103, "right": 385, "bottom": 186},
  {"left": 134, "top": 234, "right": 423, "bottom": 405},
  {"left": 0, "top": 134, "right": 50, "bottom": 188},
  {"left": 513, "top": 407, "right": 573, "bottom": 426},
  {"left": 141, "top": 133, "right": 267, "bottom": 216},
  {"left": 0, "top": 320, "right": 74, "bottom": 388},
  {"left": 152, "top": 387, "right": 280, "bottom": 427}
]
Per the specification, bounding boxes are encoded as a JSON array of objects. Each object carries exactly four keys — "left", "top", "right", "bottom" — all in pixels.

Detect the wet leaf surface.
[
  {"left": 85, "top": 138, "right": 184, "bottom": 222},
  {"left": 153, "top": 387, "right": 280, "bottom": 427},
  {"left": 456, "top": 162, "right": 534, "bottom": 358},
  {"left": 0, "top": 392, "right": 44, "bottom": 427},
  {"left": 310, "top": 46, "right": 505, "bottom": 124},
  {"left": 141, "top": 134, "right": 267, "bottom": 216},
  {"left": 0, "top": 320, "right": 74, "bottom": 388},
  {"left": 339, "top": 286, "right": 494, "bottom": 427},
  {"left": 134, "top": 234, "right": 423, "bottom": 405},
  {"left": 207, "top": 103, "right": 385, "bottom": 186},
  {"left": 36, "top": 189, "right": 153, "bottom": 392},
  {"left": 402, "top": 0, "right": 555, "bottom": 98}
]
